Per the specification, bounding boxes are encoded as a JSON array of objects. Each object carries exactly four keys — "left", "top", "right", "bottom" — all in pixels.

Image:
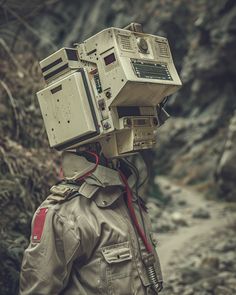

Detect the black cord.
[
  {"left": 137, "top": 152, "right": 150, "bottom": 189},
  {"left": 160, "top": 96, "right": 169, "bottom": 108}
]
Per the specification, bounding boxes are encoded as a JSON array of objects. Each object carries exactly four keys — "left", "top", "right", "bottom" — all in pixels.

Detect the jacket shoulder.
[{"left": 45, "top": 181, "right": 100, "bottom": 205}]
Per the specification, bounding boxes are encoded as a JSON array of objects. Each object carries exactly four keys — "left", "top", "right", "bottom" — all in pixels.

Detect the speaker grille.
[
  {"left": 119, "top": 35, "right": 133, "bottom": 51},
  {"left": 157, "top": 42, "right": 169, "bottom": 57},
  {"left": 131, "top": 60, "right": 173, "bottom": 81}
]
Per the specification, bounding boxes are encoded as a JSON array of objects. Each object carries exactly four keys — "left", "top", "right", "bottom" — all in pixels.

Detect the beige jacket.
[{"left": 19, "top": 152, "right": 162, "bottom": 295}]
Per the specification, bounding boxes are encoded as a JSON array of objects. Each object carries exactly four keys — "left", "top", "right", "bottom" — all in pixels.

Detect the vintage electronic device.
[{"left": 37, "top": 23, "right": 182, "bottom": 157}]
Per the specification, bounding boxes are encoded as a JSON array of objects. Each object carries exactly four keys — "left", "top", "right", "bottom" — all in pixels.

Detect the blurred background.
[{"left": 0, "top": 0, "right": 236, "bottom": 294}]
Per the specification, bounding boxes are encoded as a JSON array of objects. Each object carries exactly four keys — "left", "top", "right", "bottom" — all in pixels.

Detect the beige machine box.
[{"left": 37, "top": 24, "right": 182, "bottom": 157}]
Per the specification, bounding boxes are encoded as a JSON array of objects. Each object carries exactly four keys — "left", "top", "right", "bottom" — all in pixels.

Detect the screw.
[
  {"left": 124, "top": 118, "right": 132, "bottom": 127},
  {"left": 103, "top": 122, "right": 111, "bottom": 130},
  {"left": 153, "top": 118, "right": 158, "bottom": 126},
  {"left": 105, "top": 91, "right": 111, "bottom": 98}
]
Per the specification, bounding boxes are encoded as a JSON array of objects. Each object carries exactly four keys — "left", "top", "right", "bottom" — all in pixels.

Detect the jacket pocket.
[{"left": 100, "top": 241, "right": 134, "bottom": 294}]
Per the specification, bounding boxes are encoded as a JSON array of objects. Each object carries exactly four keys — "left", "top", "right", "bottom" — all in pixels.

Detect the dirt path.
[{"left": 155, "top": 177, "right": 229, "bottom": 277}]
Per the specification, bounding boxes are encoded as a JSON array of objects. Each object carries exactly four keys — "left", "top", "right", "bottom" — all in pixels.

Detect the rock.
[
  {"left": 220, "top": 251, "right": 235, "bottom": 270},
  {"left": 162, "top": 223, "right": 236, "bottom": 295},
  {"left": 214, "top": 239, "right": 236, "bottom": 252},
  {"left": 200, "top": 256, "right": 220, "bottom": 270},
  {"left": 152, "top": 217, "right": 176, "bottom": 233},
  {"left": 216, "top": 111, "right": 236, "bottom": 201},
  {"left": 218, "top": 271, "right": 232, "bottom": 280},
  {"left": 147, "top": 202, "right": 162, "bottom": 219},
  {"left": 0, "top": 103, "right": 8, "bottom": 118},
  {"left": 172, "top": 285, "right": 184, "bottom": 294},
  {"left": 152, "top": 210, "right": 177, "bottom": 233},
  {"left": 183, "top": 287, "right": 194, "bottom": 295},
  {"left": 192, "top": 208, "right": 211, "bottom": 219},
  {"left": 180, "top": 267, "right": 202, "bottom": 284},
  {"left": 201, "top": 278, "right": 217, "bottom": 292},
  {"left": 227, "top": 277, "right": 236, "bottom": 291},
  {"left": 196, "top": 275, "right": 224, "bottom": 294},
  {"left": 171, "top": 187, "right": 182, "bottom": 194},
  {"left": 215, "top": 286, "right": 233, "bottom": 295},
  {"left": 168, "top": 273, "right": 179, "bottom": 283},
  {"left": 178, "top": 199, "right": 187, "bottom": 206},
  {"left": 171, "top": 212, "right": 188, "bottom": 226},
  {"left": 163, "top": 183, "right": 171, "bottom": 190}
]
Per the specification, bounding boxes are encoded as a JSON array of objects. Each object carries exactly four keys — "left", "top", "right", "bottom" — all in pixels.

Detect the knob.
[{"left": 137, "top": 38, "right": 148, "bottom": 53}]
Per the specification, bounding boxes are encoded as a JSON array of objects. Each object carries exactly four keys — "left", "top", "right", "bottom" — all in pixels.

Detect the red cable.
[
  {"left": 119, "top": 171, "right": 153, "bottom": 253},
  {"left": 77, "top": 151, "right": 100, "bottom": 181}
]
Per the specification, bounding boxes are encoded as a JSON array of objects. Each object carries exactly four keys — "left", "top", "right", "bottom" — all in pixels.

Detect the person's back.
[{"left": 20, "top": 152, "right": 162, "bottom": 294}]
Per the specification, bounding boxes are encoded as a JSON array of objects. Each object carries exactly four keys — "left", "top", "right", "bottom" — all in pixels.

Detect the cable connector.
[{"left": 143, "top": 253, "right": 163, "bottom": 293}]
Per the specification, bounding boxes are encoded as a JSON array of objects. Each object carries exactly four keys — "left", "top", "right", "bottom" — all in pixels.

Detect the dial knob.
[{"left": 137, "top": 37, "right": 148, "bottom": 53}]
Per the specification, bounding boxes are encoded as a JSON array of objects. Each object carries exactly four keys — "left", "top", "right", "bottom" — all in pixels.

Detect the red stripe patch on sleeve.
[{"left": 31, "top": 208, "right": 48, "bottom": 243}]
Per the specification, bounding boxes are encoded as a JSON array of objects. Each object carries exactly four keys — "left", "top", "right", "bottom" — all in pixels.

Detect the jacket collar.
[{"left": 61, "top": 151, "right": 125, "bottom": 188}]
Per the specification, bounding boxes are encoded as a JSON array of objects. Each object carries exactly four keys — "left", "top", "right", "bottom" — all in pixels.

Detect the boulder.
[
  {"left": 171, "top": 212, "right": 188, "bottom": 226},
  {"left": 192, "top": 208, "right": 211, "bottom": 219}
]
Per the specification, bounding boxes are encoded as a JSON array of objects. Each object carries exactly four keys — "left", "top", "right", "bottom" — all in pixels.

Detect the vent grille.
[
  {"left": 157, "top": 42, "right": 169, "bottom": 57},
  {"left": 131, "top": 60, "right": 173, "bottom": 81},
  {"left": 119, "top": 35, "right": 133, "bottom": 51}
]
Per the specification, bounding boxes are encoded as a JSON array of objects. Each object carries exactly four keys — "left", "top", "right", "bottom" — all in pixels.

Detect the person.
[
  {"left": 19, "top": 149, "right": 163, "bottom": 295},
  {"left": 19, "top": 22, "right": 181, "bottom": 294}
]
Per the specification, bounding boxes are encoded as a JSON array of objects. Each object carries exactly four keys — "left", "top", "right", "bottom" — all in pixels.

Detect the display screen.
[
  {"left": 134, "top": 119, "right": 147, "bottom": 126},
  {"left": 104, "top": 53, "right": 116, "bottom": 65}
]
